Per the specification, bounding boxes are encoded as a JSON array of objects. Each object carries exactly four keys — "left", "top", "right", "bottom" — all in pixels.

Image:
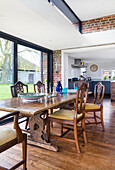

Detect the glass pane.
[
  {"left": 103, "top": 70, "right": 115, "bottom": 80},
  {"left": 18, "top": 45, "right": 47, "bottom": 93},
  {"left": 0, "top": 38, "right": 12, "bottom": 99},
  {"left": 103, "top": 70, "right": 109, "bottom": 79},
  {"left": 42, "top": 52, "right": 47, "bottom": 86},
  {"left": 112, "top": 70, "right": 115, "bottom": 79}
]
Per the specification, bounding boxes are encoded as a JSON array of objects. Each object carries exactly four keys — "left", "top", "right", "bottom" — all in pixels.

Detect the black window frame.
[{"left": 0, "top": 31, "right": 53, "bottom": 92}]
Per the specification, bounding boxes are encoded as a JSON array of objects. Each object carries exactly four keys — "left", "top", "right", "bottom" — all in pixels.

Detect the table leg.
[
  {"left": 28, "top": 113, "right": 58, "bottom": 151},
  {"left": 50, "top": 108, "right": 53, "bottom": 128}
]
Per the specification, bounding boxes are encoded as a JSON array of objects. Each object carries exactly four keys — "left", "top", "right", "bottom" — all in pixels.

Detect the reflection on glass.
[
  {"left": 0, "top": 38, "right": 13, "bottom": 99},
  {"left": 49, "top": 82, "right": 51, "bottom": 96},
  {"left": 18, "top": 45, "right": 48, "bottom": 93}
]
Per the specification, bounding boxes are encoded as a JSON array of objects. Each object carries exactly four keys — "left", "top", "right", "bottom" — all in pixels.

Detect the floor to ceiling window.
[
  {"left": 18, "top": 45, "right": 42, "bottom": 93},
  {"left": 17, "top": 45, "right": 48, "bottom": 93},
  {"left": 0, "top": 32, "right": 52, "bottom": 98},
  {"left": 103, "top": 69, "right": 115, "bottom": 80},
  {"left": 42, "top": 52, "right": 48, "bottom": 85},
  {"left": 0, "top": 38, "right": 13, "bottom": 99}
]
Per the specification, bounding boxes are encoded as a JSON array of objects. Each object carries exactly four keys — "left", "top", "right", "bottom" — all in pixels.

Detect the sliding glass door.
[
  {"left": 18, "top": 45, "right": 48, "bottom": 93},
  {"left": 0, "top": 38, "right": 13, "bottom": 99},
  {"left": 0, "top": 31, "right": 53, "bottom": 98}
]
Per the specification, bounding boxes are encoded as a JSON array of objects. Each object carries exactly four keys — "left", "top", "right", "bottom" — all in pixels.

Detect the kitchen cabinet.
[
  {"left": 68, "top": 81, "right": 84, "bottom": 89},
  {"left": 68, "top": 82, "right": 74, "bottom": 89},
  {"left": 89, "top": 81, "right": 110, "bottom": 94},
  {"left": 111, "top": 81, "right": 115, "bottom": 100},
  {"left": 68, "top": 80, "right": 111, "bottom": 95}
]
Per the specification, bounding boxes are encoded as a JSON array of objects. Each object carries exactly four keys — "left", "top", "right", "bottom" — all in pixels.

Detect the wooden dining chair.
[
  {"left": 47, "top": 82, "right": 88, "bottom": 153},
  {"left": 62, "top": 81, "right": 89, "bottom": 110},
  {"left": 34, "top": 81, "right": 45, "bottom": 93},
  {"left": 10, "top": 81, "right": 29, "bottom": 130},
  {"left": 10, "top": 81, "right": 28, "bottom": 98},
  {"left": 85, "top": 82, "right": 105, "bottom": 131},
  {"left": 0, "top": 111, "right": 27, "bottom": 170}
]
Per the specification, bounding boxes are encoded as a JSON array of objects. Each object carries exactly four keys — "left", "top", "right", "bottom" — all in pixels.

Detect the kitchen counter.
[
  {"left": 68, "top": 80, "right": 82, "bottom": 89},
  {"left": 88, "top": 80, "right": 110, "bottom": 94},
  {"left": 68, "top": 80, "right": 111, "bottom": 94},
  {"left": 111, "top": 81, "right": 115, "bottom": 100}
]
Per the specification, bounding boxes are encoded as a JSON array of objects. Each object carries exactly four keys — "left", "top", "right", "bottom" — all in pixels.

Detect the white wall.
[
  {"left": 62, "top": 52, "right": 69, "bottom": 88},
  {"left": 86, "top": 63, "right": 103, "bottom": 80},
  {"left": 86, "top": 62, "right": 115, "bottom": 80},
  {"left": 62, "top": 53, "right": 81, "bottom": 88},
  {"left": 68, "top": 57, "right": 81, "bottom": 79}
]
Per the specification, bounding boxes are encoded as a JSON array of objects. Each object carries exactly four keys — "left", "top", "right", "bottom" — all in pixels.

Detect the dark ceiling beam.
[{"left": 48, "top": 0, "right": 82, "bottom": 33}]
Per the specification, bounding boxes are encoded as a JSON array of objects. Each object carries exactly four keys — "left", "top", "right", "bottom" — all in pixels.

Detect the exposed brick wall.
[
  {"left": 82, "top": 14, "right": 115, "bottom": 33},
  {"left": 53, "top": 50, "right": 62, "bottom": 88},
  {"left": 42, "top": 51, "right": 62, "bottom": 88}
]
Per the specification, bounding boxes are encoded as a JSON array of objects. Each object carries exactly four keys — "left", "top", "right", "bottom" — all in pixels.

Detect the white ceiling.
[
  {"left": 0, "top": 0, "right": 89, "bottom": 50},
  {"left": 65, "top": 0, "right": 115, "bottom": 21},
  {"left": 64, "top": 44, "right": 115, "bottom": 63},
  {"left": 0, "top": 0, "right": 115, "bottom": 62},
  {"left": 63, "top": 30, "right": 115, "bottom": 63}
]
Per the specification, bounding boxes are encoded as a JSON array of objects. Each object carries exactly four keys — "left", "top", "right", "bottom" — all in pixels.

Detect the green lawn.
[{"left": 0, "top": 84, "right": 35, "bottom": 100}]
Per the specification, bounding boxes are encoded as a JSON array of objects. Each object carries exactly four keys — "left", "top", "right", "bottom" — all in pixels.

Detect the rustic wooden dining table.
[{"left": 0, "top": 94, "right": 77, "bottom": 151}]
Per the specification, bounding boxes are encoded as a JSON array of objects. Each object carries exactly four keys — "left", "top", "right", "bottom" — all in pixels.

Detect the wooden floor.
[{"left": 1, "top": 97, "right": 115, "bottom": 170}]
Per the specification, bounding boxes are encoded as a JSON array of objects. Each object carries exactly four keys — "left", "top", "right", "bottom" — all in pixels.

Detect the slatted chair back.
[
  {"left": 94, "top": 82, "right": 105, "bottom": 104},
  {"left": 74, "top": 80, "right": 89, "bottom": 89},
  {"left": 75, "top": 82, "right": 88, "bottom": 115},
  {"left": 10, "top": 81, "right": 28, "bottom": 98},
  {"left": 34, "top": 81, "right": 45, "bottom": 93}
]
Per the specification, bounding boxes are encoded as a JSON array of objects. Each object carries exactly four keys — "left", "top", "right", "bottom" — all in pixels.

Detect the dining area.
[
  {"left": 0, "top": 81, "right": 85, "bottom": 152},
  {"left": 0, "top": 79, "right": 112, "bottom": 170},
  {"left": 1, "top": 0, "right": 115, "bottom": 168}
]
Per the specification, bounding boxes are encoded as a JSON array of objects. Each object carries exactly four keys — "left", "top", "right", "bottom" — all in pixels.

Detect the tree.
[
  {"left": 0, "top": 38, "right": 12, "bottom": 83},
  {"left": 0, "top": 38, "right": 40, "bottom": 83}
]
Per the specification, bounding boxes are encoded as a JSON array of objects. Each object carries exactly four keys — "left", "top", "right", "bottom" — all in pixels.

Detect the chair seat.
[
  {"left": 85, "top": 103, "right": 100, "bottom": 110},
  {"left": 0, "top": 126, "right": 16, "bottom": 146},
  {"left": 49, "top": 109, "right": 83, "bottom": 121}
]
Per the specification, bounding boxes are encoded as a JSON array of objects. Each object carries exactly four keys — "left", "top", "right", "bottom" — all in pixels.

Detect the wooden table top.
[{"left": 0, "top": 94, "right": 76, "bottom": 117}]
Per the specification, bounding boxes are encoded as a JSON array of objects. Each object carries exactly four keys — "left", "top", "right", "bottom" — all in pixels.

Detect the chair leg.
[
  {"left": 47, "top": 120, "right": 50, "bottom": 143},
  {"left": 101, "top": 107, "right": 105, "bottom": 131},
  {"left": 74, "top": 121, "right": 80, "bottom": 153},
  {"left": 94, "top": 112, "right": 97, "bottom": 124},
  {"left": 51, "top": 121, "right": 53, "bottom": 128},
  {"left": 81, "top": 118, "right": 87, "bottom": 143},
  {"left": 50, "top": 109, "right": 53, "bottom": 128},
  {"left": 61, "top": 123, "right": 63, "bottom": 136},
  {"left": 25, "top": 118, "right": 29, "bottom": 129},
  {"left": 22, "top": 134, "right": 27, "bottom": 170}
]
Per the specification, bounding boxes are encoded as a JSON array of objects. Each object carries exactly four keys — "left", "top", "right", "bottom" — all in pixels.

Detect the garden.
[{"left": 0, "top": 84, "right": 34, "bottom": 100}]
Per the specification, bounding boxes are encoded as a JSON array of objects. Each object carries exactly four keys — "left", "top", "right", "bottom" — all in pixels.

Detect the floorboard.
[{"left": 0, "top": 97, "right": 115, "bottom": 170}]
